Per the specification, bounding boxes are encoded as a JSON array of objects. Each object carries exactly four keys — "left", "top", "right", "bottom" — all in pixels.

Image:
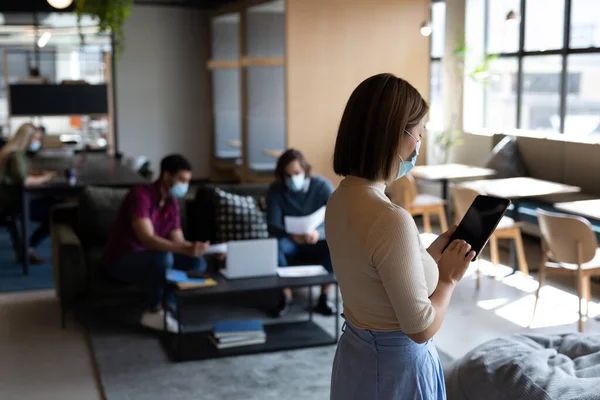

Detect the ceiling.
[{"left": 0, "top": 0, "right": 239, "bottom": 13}]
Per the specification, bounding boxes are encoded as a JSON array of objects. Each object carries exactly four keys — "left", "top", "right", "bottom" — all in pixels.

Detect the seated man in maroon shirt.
[{"left": 103, "top": 154, "right": 209, "bottom": 332}]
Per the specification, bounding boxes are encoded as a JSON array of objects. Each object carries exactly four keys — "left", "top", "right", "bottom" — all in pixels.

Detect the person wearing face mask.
[
  {"left": 103, "top": 154, "right": 209, "bottom": 332},
  {"left": 0, "top": 123, "right": 57, "bottom": 264},
  {"left": 326, "top": 74, "right": 475, "bottom": 400},
  {"left": 266, "top": 149, "right": 335, "bottom": 317}
]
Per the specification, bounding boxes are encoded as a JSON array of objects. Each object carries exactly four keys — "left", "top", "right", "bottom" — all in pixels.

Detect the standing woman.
[
  {"left": 326, "top": 74, "right": 474, "bottom": 400},
  {"left": 0, "top": 123, "right": 56, "bottom": 263},
  {"left": 267, "top": 149, "right": 336, "bottom": 317}
]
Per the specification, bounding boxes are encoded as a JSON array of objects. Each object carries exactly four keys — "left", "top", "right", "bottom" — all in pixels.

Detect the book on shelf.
[
  {"left": 216, "top": 331, "right": 266, "bottom": 344},
  {"left": 209, "top": 334, "right": 266, "bottom": 349},
  {"left": 213, "top": 319, "right": 264, "bottom": 339}
]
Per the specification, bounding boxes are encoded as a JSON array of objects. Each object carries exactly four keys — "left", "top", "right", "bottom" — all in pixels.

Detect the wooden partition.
[
  {"left": 286, "top": 0, "right": 430, "bottom": 184},
  {"left": 209, "top": 0, "right": 430, "bottom": 183},
  {"left": 208, "top": 0, "right": 286, "bottom": 182}
]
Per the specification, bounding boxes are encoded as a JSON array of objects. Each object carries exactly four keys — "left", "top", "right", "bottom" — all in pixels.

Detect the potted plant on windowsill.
[
  {"left": 75, "top": 0, "right": 133, "bottom": 57},
  {"left": 432, "top": 43, "right": 497, "bottom": 164}
]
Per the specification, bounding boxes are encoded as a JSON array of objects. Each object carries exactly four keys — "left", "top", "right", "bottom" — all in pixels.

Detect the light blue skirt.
[{"left": 330, "top": 317, "right": 446, "bottom": 400}]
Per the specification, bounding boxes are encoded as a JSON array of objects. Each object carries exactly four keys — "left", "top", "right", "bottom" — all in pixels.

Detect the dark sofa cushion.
[
  {"left": 484, "top": 136, "right": 528, "bottom": 178},
  {"left": 191, "top": 183, "right": 269, "bottom": 242},
  {"left": 78, "top": 186, "right": 129, "bottom": 246},
  {"left": 214, "top": 188, "right": 269, "bottom": 242}
]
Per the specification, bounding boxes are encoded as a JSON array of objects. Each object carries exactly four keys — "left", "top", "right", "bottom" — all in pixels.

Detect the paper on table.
[
  {"left": 277, "top": 265, "right": 329, "bottom": 278},
  {"left": 284, "top": 206, "right": 326, "bottom": 235},
  {"left": 204, "top": 243, "right": 228, "bottom": 255}
]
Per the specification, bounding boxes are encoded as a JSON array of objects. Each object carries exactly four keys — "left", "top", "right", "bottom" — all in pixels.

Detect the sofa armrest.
[
  {"left": 51, "top": 223, "right": 87, "bottom": 305},
  {"left": 50, "top": 202, "right": 79, "bottom": 228}
]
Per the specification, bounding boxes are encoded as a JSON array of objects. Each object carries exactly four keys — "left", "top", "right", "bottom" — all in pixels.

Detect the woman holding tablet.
[{"left": 326, "top": 73, "right": 475, "bottom": 400}]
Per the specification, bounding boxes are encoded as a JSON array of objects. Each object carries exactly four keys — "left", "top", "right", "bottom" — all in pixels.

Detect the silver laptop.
[{"left": 220, "top": 239, "right": 278, "bottom": 279}]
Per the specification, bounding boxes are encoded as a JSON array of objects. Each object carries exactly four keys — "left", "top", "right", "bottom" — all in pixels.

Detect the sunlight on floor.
[
  {"left": 419, "top": 233, "right": 599, "bottom": 330},
  {"left": 472, "top": 261, "right": 600, "bottom": 329}
]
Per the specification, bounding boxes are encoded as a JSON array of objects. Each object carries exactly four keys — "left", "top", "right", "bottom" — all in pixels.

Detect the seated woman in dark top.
[
  {"left": 267, "top": 149, "right": 336, "bottom": 317},
  {"left": 0, "top": 123, "right": 56, "bottom": 263}
]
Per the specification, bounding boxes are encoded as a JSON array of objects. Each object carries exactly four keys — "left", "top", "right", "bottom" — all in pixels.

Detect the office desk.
[{"left": 21, "top": 155, "right": 146, "bottom": 275}]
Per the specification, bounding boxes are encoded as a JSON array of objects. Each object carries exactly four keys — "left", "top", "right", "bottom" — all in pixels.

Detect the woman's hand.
[
  {"left": 290, "top": 234, "right": 306, "bottom": 245},
  {"left": 438, "top": 239, "right": 476, "bottom": 285},
  {"left": 426, "top": 225, "right": 457, "bottom": 263},
  {"left": 303, "top": 230, "right": 320, "bottom": 245}
]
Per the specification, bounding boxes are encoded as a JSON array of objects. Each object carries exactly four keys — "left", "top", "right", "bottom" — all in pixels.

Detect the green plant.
[
  {"left": 75, "top": 0, "right": 133, "bottom": 57},
  {"left": 433, "top": 42, "right": 496, "bottom": 164}
]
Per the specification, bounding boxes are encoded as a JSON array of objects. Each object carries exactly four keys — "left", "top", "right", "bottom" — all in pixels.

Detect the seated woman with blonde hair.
[{"left": 0, "top": 123, "right": 57, "bottom": 263}]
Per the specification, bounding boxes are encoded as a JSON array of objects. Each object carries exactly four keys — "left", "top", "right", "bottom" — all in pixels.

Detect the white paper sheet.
[
  {"left": 284, "top": 206, "right": 326, "bottom": 235},
  {"left": 277, "top": 265, "right": 329, "bottom": 278},
  {"left": 203, "top": 243, "right": 228, "bottom": 255}
]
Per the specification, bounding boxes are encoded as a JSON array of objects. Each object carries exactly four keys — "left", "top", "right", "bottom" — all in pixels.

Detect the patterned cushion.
[{"left": 214, "top": 188, "right": 269, "bottom": 242}]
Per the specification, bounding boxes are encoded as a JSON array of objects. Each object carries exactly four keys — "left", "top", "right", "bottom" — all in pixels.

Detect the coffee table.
[
  {"left": 554, "top": 199, "right": 600, "bottom": 221},
  {"left": 162, "top": 273, "right": 339, "bottom": 362},
  {"left": 461, "top": 177, "right": 581, "bottom": 272},
  {"left": 411, "top": 164, "right": 496, "bottom": 201}
]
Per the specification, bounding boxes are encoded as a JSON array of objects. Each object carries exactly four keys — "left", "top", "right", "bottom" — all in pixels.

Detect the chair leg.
[
  {"left": 7, "top": 217, "right": 22, "bottom": 261},
  {"left": 489, "top": 235, "right": 499, "bottom": 267},
  {"left": 475, "top": 258, "right": 481, "bottom": 290},
  {"left": 423, "top": 213, "right": 432, "bottom": 233},
  {"left": 438, "top": 206, "right": 448, "bottom": 232},
  {"left": 577, "top": 271, "right": 584, "bottom": 333},
  {"left": 583, "top": 276, "right": 591, "bottom": 318},
  {"left": 531, "top": 264, "right": 546, "bottom": 328},
  {"left": 513, "top": 230, "right": 529, "bottom": 276}
]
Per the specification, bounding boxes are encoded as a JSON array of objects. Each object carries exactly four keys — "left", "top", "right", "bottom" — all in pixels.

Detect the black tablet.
[{"left": 443, "top": 195, "right": 512, "bottom": 261}]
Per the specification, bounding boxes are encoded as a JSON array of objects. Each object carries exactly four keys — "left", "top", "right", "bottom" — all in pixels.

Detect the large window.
[{"left": 465, "top": 0, "right": 600, "bottom": 135}]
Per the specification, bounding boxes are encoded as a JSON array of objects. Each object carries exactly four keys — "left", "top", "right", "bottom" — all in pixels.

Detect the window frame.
[{"left": 484, "top": 0, "right": 600, "bottom": 133}]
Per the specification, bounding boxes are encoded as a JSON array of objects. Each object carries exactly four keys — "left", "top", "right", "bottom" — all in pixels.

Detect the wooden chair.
[
  {"left": 534, "top": 209, "right": 600, "bottom": 332},
  {"left": 451, "top": 185, "right": 529, "bottom": 277},
  {"left": 389, "top": 173, "right": 448, "bottom": 233}
]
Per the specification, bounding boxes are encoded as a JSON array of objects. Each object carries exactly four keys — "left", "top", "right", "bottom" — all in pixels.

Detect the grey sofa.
[{"left": 51, "top": 182, "right": 276, "bottom": 328}]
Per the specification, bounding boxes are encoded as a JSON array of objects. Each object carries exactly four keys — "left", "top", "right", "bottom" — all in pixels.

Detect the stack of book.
[{"left": 209, "top": 319, "right": 266, "bottom": 349}]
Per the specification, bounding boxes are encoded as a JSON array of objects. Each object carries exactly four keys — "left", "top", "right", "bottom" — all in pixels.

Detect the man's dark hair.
[
  {"left": 275, "top": 149, "right": 312, "bottom": 183},
  {"left": 160, "top": 154, "right": 192, "bottom": 178}
]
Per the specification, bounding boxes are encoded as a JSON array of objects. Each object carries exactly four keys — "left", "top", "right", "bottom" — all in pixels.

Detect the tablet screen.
[{"left": 446, "top": 195, "right": 511, "bottom": 260}]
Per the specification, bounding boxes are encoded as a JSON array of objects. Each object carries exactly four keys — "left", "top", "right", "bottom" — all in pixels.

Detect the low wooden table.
[
  {"left": 163, "top": 273, "right": 339, "bottom": 362},
  {"left": 554, "top": 199, "right": 600, "bottom": 221}
]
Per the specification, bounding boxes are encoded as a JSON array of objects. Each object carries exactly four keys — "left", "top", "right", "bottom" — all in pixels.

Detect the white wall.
[{"left": 116, "top": 5, "right": 210, "bottom": 178}]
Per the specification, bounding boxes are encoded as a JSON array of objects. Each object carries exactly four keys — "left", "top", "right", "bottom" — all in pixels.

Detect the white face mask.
[
  {"left": 396, "top": 130, "right": 420, "bottom": 180},
  {"left": 285, "top": 173, "right": 306, "bottom": 192}
]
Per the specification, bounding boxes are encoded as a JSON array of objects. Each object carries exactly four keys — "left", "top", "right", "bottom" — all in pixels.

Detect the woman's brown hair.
[
  {"left": 332, "top": 73, "right": 428, "bottom": 181},
  {"left": 275, "top": 149, "right": 312, "bottom": 183}
]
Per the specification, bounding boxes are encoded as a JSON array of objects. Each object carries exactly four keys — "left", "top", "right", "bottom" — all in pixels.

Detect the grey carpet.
[{"left": 85, "top": 296, "right": 453, "bottom": 400}]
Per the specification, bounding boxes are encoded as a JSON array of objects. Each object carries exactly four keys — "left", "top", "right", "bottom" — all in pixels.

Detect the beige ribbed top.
[{"left": 325, "top": 176, "right": 438, "bottom": 334}]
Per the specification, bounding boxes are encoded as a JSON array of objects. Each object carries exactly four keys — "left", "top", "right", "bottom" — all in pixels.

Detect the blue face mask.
[
  {"left": 169, "top": 183, "right": 189, "bottom": 198},
  {"left": 28, "top": 141, "right": 41, "bottom": 153},
  {"left": 285, "top": 173, "right": 306, "bottom": 192},
  {"left": 396, "top": 131, "right": 421, "bottom": 180}
]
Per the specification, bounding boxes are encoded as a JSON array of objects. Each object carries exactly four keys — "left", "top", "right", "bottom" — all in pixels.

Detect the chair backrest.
[
  {"left": 451, "top": 185, "right": 481, "bottom": 225},
  {"left": 537, "top": 208, "right": 598, "bottom": 265},
  {"left": 388, "top": 173, "right": 417, "bottom": 207}
]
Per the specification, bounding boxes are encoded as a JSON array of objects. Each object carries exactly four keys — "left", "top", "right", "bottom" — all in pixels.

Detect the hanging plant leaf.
[{"left": 75, "top": 0, "right": 133, "bottom": 58}]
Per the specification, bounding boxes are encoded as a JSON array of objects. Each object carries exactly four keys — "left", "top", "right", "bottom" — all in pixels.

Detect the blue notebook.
[
  {"left": 213, "top": 319, "right": 264, "bottom": 338},
  {"left": 166, "top": 270, "right": 217, "bottom": 288}
]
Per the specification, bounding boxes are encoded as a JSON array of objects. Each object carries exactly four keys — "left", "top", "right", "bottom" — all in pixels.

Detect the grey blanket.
[{"left": 445, "top": 334, "right": 600, "bottom": 400}]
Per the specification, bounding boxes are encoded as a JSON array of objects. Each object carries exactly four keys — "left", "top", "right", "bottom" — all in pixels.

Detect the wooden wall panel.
[{"left": 286, "top": 0, "right": 430, "bottom": 184}]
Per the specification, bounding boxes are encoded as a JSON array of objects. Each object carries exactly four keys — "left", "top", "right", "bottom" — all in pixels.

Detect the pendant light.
[{"left": 47, "top": 0, "right": 74, "bottom": 10}]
